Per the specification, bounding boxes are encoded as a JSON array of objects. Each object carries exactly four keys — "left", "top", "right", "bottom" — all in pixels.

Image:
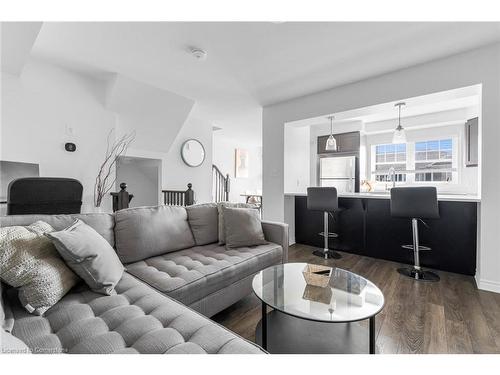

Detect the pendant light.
[
  {"left": 325, "top": 115, "right": 337, "bottom": 151},
  {"left": 392, "top": 102, "right": 407, "bottom": 144}
]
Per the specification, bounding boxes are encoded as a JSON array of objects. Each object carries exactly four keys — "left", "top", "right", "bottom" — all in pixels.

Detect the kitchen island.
[{"left": 285, "top": 192, "right": 479, "bottom": 275}]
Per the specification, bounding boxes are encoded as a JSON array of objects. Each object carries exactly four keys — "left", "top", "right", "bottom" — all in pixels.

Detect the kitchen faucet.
[{"left": 388, "top": 166, "right": 396, "bottom": 190}]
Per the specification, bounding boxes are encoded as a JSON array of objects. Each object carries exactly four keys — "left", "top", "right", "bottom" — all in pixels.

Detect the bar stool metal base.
[
  {"left": 313, "top": 249, "right": 342, "bottom": 260},
  {"left": 397, "top": 267, "right": 440, "bottom": 282}
]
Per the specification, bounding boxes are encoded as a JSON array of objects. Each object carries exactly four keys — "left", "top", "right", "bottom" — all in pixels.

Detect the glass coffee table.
[{"left": 252, "top": 262, "right": 384, "bottom": 354}]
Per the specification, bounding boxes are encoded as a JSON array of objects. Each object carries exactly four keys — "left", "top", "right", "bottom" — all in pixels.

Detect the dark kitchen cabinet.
[
  {"left": 317, "top": 131, "right": 360, "bottom": 154},
  {"left": 465, "top": 117, "right": 478, "bottom": 167},
  {"left": 294, "top": 195, "right": 477, "bottom": 276}
]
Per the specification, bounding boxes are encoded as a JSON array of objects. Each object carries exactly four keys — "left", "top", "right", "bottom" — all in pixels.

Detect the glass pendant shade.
[
  {"left": 392, "top": 102, "right": 407, "bottom": 144},
  {"left": 392, "top": 125, "right": 407, "bottom": 143},
  {"left": 325, "top": 135, "right": 337, "bottom": 151},
  {"left": 325, "top": 115, "right": 337, "bottom": 151}
]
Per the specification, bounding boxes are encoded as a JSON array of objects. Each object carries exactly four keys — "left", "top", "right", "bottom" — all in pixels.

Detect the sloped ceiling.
[
  {"left": 1, "top": 22, "right": 42, "bottom": 76},
  {"left": 106, "top": 74, "right": 195, "bottom": 153},
  {"left": 29, "top": 22, "right": 500, "bottom": 144}
]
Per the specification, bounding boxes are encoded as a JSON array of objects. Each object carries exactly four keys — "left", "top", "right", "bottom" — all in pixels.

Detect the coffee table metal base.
[{"left": 256, "top": 308, "right": 377, "bottom": 354}]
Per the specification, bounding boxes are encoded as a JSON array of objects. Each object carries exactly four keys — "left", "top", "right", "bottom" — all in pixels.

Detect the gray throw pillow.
[
  {"left": 0, "top": 221, "right": 79, "bottom": 316},
  {"left": 217, "top": 202, "right": 257, "bottom": 245},
  {"left": 114, "top": 205, "right": 196, "bottom": 263},
  {"left": 46, "top": 219, "right": 124, "bottom": 295},
  {"left": 186, "top": 203, "right": 219, "bottom": 245},
  {"left": 223, "top": 207, "right": 267, "bottom": 249}
]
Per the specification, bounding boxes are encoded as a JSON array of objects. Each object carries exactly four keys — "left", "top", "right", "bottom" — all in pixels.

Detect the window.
[
  {"left": 374, "top": 143, "right": 407, "bottom": 182},
  {"left": 415, "top": 139, "right": 453, "bottom": 182},
  {"left": 371, "top": 138, "right": 456, "bottom": 185}
]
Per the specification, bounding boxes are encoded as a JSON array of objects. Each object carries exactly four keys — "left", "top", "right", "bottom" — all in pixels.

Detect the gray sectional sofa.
[{"left": 0, "top": 204, "right": 288, "bottom": 354}]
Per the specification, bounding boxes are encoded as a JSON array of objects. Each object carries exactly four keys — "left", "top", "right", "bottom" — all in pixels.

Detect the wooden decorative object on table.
[{"left": 302, "top": 264, "right": 333, "bottom": 288}]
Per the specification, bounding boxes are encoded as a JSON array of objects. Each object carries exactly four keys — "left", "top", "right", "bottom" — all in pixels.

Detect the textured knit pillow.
[
  {"left": 46, "top": 219, "right": 124, "bottom": 295},
  {"left": 0, "top": 221, "right": 79, "bottom": 315},
  {"left": 223, "top": 207, "right": 267, "bottom": 248},
  {"left": 217, "top": 202, "right": 258, "bottom": 245}
]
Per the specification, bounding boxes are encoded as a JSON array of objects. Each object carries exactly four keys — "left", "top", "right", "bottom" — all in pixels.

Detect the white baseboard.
[{"left": 475, "top": 276, "right": 500, "bottom": 294}]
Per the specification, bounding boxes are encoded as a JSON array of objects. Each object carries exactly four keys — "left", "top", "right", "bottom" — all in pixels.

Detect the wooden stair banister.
[
  {"left": 162, "top": 183, "right": 194, "bottom": 206},
  {"left": 212, "top": 164, "right": 230, "bottom": 202},
  {"left": 110, "top": 182, "right": 134, "bottom": 212}
]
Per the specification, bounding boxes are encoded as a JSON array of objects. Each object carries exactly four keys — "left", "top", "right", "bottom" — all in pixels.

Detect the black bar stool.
[
  {"left": 390, "top": 187, "right": 440, "bottom": 282},
  {"left": 307, "top": 187, "right": 341, "bottom": 260}
]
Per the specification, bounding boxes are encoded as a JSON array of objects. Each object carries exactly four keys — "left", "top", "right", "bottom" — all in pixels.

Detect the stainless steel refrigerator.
[{"left": 318, "top": 155, "right": 358, "bottom": 193}]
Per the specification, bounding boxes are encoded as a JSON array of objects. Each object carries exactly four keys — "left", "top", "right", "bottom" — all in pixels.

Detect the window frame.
[{"left": 370, "top": 137, "right": 459, "bottom": 186}]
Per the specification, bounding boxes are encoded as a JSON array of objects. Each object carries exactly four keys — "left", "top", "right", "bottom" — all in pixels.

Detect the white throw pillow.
[{"left": 0, "top": 221, "right": 79, "bottom": 315}]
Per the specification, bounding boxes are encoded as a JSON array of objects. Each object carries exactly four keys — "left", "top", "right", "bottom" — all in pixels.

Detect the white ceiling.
[
  {"left": 28, "top": 22, "right": 500, "bottom": 144},
  {"left": 287, "top": 84, "right": 481, "bottom": 128}
]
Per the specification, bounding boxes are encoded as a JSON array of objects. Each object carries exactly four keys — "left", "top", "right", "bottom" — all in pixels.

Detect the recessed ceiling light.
[{"left": 190, "top": 47, "right": 207, "bottom": 61}]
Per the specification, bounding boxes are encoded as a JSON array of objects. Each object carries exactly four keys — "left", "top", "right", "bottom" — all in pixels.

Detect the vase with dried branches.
[{"left": 93, "top": 129, "right": 135, "bottom": 210}]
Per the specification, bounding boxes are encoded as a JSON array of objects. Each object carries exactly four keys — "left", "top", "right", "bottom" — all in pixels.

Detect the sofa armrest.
[{"left": 261, "top": 221, "right": 289, "bottom": 263}]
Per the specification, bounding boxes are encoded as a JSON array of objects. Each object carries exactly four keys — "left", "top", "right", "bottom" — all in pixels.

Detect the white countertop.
[{"left": 284, "top": 191, "right": 481, "bottom": 202}]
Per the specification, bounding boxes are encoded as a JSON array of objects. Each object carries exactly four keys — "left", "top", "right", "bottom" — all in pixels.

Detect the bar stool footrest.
[
  {"left": 319, "top": 231, "right": 339, "bottom": 238},
  {"left": 402, "top": 244, "right": 431, "bottom": 251}
]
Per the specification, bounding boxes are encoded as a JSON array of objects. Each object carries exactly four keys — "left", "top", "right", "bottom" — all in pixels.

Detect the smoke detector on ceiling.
[{"left": 190, "top": 47, "right": 207, "bottom": 61}]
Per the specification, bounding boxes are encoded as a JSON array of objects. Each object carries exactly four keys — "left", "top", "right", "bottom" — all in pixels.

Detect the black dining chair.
[{"left": 7, "top": 177, "right": 83, "bottom": 215}]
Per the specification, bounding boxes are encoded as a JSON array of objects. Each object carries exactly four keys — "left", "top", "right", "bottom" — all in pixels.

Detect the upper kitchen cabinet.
[
  {"left": 465, "top": 117, "right": 479, "bottom": 167},
  {"left": 317, "top": 131, "right": 360, "bottom": 154}
]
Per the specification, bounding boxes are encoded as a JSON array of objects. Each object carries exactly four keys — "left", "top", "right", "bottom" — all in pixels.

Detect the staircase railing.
[
  {"left": 162, "top": 183, "right": 194, "bottom": 206},
  {"left": 212, "top": 165, "right": 230, "bottom": 202}
]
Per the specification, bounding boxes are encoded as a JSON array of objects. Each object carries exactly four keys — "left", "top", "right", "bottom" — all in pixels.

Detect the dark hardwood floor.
[{"left": 212, "top": 243, "right": 500, "bottom": 354}]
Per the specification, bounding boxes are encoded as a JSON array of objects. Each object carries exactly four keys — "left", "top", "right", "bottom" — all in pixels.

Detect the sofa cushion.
[
  {"left": 185, "top": 203, "right": 218, "bottom": 245},
  {"left": 5, "top": 273, "right": 264, "bottom": 354},
  {"left": 224, "top": 207, "right": 267, "bottom": 249},
  {"left": 0, "top": 221, "right": 79, "bottom": 316},
  {"left": 47, "top": 219, "right": 124, "bottom": 296},
  {"left": 1, "top": 330, "right": 31, "bottom": 354},
  {"left": 115, "top": 205, "right": 196, "bottom": 264},
  {"left": 125, "top": 242, "right": 283, "bottom": 306},
  {"left": 0, "top": 213, "right": 115, "bottom": 247}
]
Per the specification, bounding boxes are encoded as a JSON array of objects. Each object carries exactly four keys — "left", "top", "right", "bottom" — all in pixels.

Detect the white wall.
[
  {"left": 107, "top": 74, "right": 194, "bottom": 153},
  {"left": 284, "top": 126, "right": 310, "bottom": 193},
  {"left": 1, "top": 59, "right": 216, "bottom": 210},
  {"left": 115, "top": 157, "right": 161, "bottom": 208},
  {"left": 127, "top": 115, "right": 214, "bottom": 204},
  {"left": 1, "top": 60, "right": 116, "bottom": 212},
  {"left": 162, "top": 116, "right": 213, "bottom": 203},
  {"left": 263, "top": 42, "right": 500, "bottom": 293},
  {"left": 212, "top": 135, "right": 262, "bottom": 203}
]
